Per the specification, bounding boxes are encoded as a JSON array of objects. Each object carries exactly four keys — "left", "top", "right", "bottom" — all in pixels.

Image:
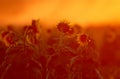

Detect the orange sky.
[{"left": 0, "top": 0, "right": 120, "bottom": 27}]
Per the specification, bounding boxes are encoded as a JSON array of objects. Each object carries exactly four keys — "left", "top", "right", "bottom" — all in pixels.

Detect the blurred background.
[{"left": 0, "top": 0, "right": 120, "bottom": 27}]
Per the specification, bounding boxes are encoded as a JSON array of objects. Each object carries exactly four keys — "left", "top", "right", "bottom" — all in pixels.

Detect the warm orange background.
[{"left": 0, "top": 0, "right": 120, "bottom": 27}]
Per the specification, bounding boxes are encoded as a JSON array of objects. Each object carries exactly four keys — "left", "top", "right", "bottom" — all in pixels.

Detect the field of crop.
[{"left": 0, "top": 20, "right": 120, "bottom": 79}]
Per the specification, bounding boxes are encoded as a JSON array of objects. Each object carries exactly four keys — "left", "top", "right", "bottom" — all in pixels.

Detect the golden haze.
[{"left": 0, "top": 0, "right": 120, "bottom": 27}]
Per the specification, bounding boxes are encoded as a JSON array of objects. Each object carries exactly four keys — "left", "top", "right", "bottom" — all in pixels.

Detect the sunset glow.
[
  {"left": 0, "top": 0, "right": 120, "bottom": 27},
  {"left": 1, "top": 1, "right": 120, "bottom": 78}
]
